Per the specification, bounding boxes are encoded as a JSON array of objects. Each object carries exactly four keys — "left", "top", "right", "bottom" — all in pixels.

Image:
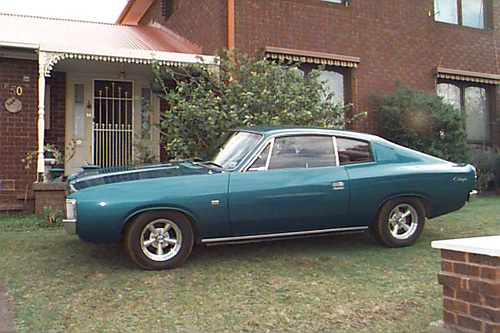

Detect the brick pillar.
[
  {"left": 32, "top": 182, "right": 66, "bottom": 217},
  {"left": 433, "top": 237, "right": 500, "bottom": 333}
]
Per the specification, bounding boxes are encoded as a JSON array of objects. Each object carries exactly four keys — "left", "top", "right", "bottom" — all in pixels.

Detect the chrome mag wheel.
[
  {"left": 372, "top": 197, "right": 425, "bottom": 248},
  {"left": 140, "top": 219, "right": 183, "bottom": 262},
  {"left": 388, "top": 204, "right": 418, "bottom": 240},
  {"left": 125, "top": 211, "right": 194, "bottom": 270}
]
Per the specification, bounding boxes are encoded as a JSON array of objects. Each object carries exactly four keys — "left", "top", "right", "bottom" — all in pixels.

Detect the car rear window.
[{"left": 336, "top": 137, "right": 373, "bottom": 165}]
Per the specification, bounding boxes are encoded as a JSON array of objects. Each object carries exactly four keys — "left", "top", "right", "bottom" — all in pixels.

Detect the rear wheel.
[
  {"left": 125, "top": 211, "right": 194, "bottom": 270},
  {"left": 371, "top": 197, "right": 425, "bottom": 247}
]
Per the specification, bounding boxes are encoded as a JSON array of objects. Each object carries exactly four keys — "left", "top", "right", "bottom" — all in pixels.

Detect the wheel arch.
[
  {"left": 120, "top": 207, "right": 199, "bottom": 243},
  {"left": 372, "top": 194, "right": 431, "bottom": 226}
]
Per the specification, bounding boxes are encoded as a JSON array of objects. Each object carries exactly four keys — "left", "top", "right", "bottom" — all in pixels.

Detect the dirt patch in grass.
[{"left": 0, "top": 279, "right": 14, "bottom": 333}]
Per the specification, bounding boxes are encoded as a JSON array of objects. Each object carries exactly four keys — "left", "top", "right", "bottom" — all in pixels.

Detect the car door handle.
[{"left": 332, "top": 181, "right": 345, "bottom": 190}]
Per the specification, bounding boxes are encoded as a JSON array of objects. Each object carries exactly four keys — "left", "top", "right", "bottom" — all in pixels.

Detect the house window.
[
  {"left": 318, "top": 70, "right": 344, "bottom": 106},
  {"left": 434, "top": 0, "right": 486, "bottom": 29},
  {"left": 74, "top": 84, "right": 85, "bottom": 140},
  {"left": 265, "top": 47, "right": 357, "bottom": 108},
  {"left": 437, "top": 82, "right": 490, "bottom": 143}
]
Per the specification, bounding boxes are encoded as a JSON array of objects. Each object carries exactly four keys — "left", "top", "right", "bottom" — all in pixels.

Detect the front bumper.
[
  {"left": 62, "top": 219, "right": 77, "bottom": 235},
  {"left": 468, "top": 190, "right": 478, "bottom": 203}
]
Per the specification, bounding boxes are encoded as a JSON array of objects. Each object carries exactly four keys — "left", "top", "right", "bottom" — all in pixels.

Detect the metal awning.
[
  {"left": 37, "top": 43, "right": 216, "bottom": 77},
  {"left": 265, "top": 46, "right": 360, "bottom": 68},
  {"left": 436, "top": 67, "right": 500, "bottom": 85}
]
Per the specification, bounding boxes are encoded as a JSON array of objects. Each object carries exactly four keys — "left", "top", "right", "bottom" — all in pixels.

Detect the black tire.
[
  {"left": 125, "top": 211, "right": 194, "bottom": 270},
  {"left": 371, "top": 197, "right": 425, "bottom": 247}
]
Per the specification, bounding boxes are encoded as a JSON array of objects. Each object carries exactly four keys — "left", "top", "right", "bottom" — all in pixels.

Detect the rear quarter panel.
[{"left": 347, "top": 141, "right": 475, "bottom": 226}]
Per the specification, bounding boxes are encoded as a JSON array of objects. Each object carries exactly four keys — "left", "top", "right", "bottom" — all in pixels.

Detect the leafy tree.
[
  {"left": 374, "top": 81, "right": 469, "bottom": 162},
  {"left": 153, "top": 50, "right": 364, "bottom": 159}
]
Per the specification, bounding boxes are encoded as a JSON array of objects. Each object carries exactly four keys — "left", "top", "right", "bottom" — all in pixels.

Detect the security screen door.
[{"left": 93, "top": 80, "right": 133, "bottom": 168}]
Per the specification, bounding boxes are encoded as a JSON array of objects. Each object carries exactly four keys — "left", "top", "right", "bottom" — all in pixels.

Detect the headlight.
[{"left": 66, "top": 199, "right": 77, "bottom": 220}]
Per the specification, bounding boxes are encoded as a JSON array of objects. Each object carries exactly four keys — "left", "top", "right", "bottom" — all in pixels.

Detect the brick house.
[
  {"left": 121, "top": 0, "right": 499, "bottom": 141},
  {"left": 0, "top": 0, "right": 499, "bottom": 212},
  {"left": 0, "top": 12, "right": 214, "bottom": 212}
]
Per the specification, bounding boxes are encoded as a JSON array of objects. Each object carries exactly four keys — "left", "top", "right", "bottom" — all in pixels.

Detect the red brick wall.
[
  {"left": 438, "top": 249, "right": 500, "bottom": 332},
  {"left": 45, "top": 71, "right": 66, "bottom": 152},
  {"left": 234, "top": 0, "right": 500, "bottom": 140},
  {"left": 142, "top": 0, "right": 227, "bottom": 55},
  {"left": 146, "top": 0, "right": 500, "bottom": 148},
  {"left": 0, "top": 58, "right": 38, "bottom": 209}
]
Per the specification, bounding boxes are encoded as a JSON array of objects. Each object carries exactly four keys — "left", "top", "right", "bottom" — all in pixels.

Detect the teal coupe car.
[{"left": 63, "top": 127, "right": 477, "bottom": 270}]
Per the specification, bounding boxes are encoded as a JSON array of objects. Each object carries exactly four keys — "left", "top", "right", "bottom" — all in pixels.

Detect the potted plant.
[{"left": 22, "top": 144, "right": 65, "bottom": 180}]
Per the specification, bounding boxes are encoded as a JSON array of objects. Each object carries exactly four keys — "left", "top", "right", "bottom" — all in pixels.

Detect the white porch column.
[{"left": 37, "top": 53, "right": 47, "bottom": 182}]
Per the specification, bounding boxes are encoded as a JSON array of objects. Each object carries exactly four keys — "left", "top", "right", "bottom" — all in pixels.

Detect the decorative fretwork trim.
[
  {"left": 265, "top": 46, "right": 360, "bottom": 68},
  {"left": 436, "top": 67, "right": 500, "bottom": 85}
]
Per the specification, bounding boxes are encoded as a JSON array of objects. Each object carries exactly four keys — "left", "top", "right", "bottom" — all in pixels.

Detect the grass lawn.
[{"left": 0, "top": 197, "right": 499, "bottom": 332}]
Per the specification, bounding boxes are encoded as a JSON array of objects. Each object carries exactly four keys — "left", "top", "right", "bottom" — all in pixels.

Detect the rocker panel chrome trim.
[{"left": 201, "top": 226, "right": 368, "bottom": 244}]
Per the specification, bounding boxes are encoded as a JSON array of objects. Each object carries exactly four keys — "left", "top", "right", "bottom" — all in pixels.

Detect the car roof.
[
  {"left": 232, "top": 126, "right": 450, "bottom": 165},
  {"left": 232, "top": 126, "right": 383, "bottom": 142}
]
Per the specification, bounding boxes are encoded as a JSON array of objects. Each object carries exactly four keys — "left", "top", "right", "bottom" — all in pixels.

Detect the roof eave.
[
  {"left": 117, "top": 0, "right": 155, "bottom": 25},
  {"left": 39, "top": 42, "right": 217, "bottom": 65}
]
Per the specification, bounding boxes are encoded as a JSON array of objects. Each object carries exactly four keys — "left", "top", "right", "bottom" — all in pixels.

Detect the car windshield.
[{"left": 211, "top": 131, "right": 262, "bottom": 170}]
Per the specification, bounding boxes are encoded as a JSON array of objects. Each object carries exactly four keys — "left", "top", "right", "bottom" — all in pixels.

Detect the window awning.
[
  {"left": 436, "top": 67, "right": 500, "bottom": 85},
  {"left": 265, "top": 46, "right": 360, "bottom": 68}
]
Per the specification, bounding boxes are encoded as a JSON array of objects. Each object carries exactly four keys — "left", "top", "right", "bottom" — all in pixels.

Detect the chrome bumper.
[
  {"left": 62, "top": 219, "right": 77, "bottom": 235},
  {"left": 468, "top": 190, "right": 478, "bottom": 203}
]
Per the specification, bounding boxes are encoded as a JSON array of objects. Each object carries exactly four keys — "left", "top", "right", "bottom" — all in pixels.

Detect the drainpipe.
[{"left": 227, "top": 0, "right": 235, "bottom": 50}]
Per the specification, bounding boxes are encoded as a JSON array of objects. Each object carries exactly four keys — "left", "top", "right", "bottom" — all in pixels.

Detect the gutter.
[{"left": 0, "top": 41, "right": 39, "bottom": 49}]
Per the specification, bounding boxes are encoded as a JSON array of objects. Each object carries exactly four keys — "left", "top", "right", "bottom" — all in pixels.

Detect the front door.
[
  {"left": 228, "top": 135, "right": 351, "bottom": 236},
  {"left": 93, "top": 80, "right": 133, "bottom": 168},
  {"left": 66, "top": 75, "right": 159, "bottom": 175}
]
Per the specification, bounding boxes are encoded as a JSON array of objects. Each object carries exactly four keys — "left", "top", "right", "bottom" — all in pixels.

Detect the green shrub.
[
  {"left": 468, "top": 146, "right": 500, "bottom": 193},
  {"left": 374, "top": 81, "right": 469, "bottom": 163},
  {"left": 153, "top": 49, "right": 364, "bottom": 159}
]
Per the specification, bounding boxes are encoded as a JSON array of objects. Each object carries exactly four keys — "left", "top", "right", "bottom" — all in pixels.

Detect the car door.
[{"left": 228, "top": 134, "right": 351, "bottom": 236}]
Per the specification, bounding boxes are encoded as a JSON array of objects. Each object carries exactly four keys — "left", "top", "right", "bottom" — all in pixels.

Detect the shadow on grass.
[
  {"left": 69, "top": 230, "right": 381, "bottom": 270},
  {"left": 63, "top": 239, "right": 137, "bottom": 271}
]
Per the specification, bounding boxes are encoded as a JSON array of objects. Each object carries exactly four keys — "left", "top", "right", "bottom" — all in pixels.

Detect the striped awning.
[
  {"left": 265, "top": 46, "right": 359, "bottom": 68},
  {"left": 436, "top": 67, "right": 500, "bottom": 85}
]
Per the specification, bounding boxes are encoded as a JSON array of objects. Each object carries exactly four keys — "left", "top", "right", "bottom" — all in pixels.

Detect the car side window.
[
  {"left": 248, "top": 144, "right": 271, "bottom": 172},
  {"left": 336, "top": 137, "right": 373, "bottom": 165},
  {"left": 268, "top": 135, "right": 336, "bottom": 170}
]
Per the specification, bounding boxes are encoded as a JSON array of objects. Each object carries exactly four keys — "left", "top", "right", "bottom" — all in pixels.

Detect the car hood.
[{"left": 66, "top": 162, "right": 219, "bottom": 193}]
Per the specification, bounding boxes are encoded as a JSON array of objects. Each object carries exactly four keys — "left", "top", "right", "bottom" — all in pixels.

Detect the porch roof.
[{"left": 0, "top": 12, "right": 201, "bottom": 55}]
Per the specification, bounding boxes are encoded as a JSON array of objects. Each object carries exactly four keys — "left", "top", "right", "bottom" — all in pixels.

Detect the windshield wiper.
[
  {"left": 199, "top": 161, "right": 224, "bottom": 169},
  {"left": 192, "top": 160, "right": 226, "bottom": 170}
]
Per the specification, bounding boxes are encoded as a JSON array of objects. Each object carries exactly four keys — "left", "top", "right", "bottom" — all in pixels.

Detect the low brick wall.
[
  {"left": 32, "top": 182, "right": 66, "bottom": 217},
  {"left": 433, "top": 237, "right": 500, "bottom": 333}
]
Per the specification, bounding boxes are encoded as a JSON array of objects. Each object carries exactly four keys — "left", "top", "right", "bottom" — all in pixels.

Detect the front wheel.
[
  {"left": 125, "top": 211, "right": 194, "bottom": 270},
  {"left": 371, "top": 197, "right": 425, "bottom": 247}
]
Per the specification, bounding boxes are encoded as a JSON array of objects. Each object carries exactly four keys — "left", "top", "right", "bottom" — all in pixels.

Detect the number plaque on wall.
[{"left": 5, "top": 96, "right": 22, "bottom": 113}]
